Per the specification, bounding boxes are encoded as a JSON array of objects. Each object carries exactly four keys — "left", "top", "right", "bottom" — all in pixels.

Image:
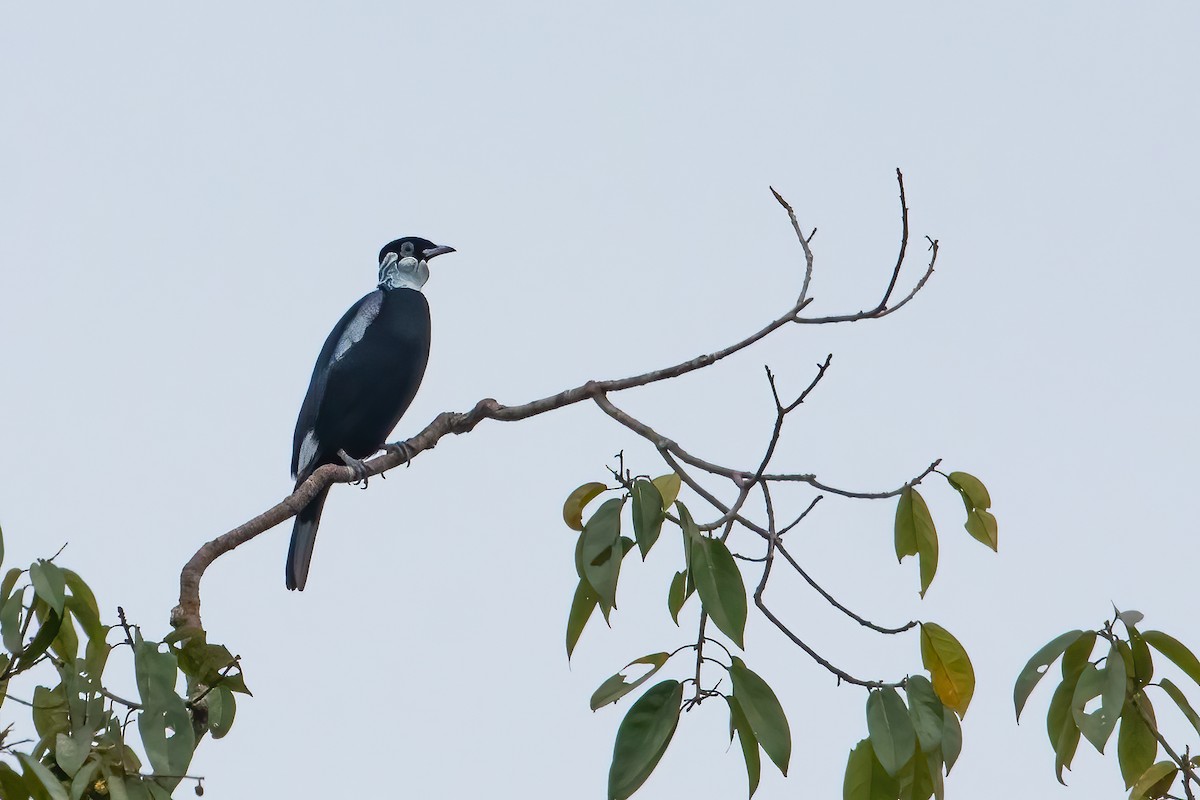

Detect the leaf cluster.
[
  {"left": 0, "top": 525, "right": 247, "bottom": 799},
  {"left": 1016, "top": 610, "right": 1200, "bottom": 799}
]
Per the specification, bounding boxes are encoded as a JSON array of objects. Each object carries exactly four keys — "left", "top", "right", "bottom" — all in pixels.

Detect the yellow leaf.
[
  {"left": 562, "top": 482, "right": 607, "bottom": 531},
  {"left": 920, "top": 622, "right": 975, "bottom": 718},
  {"left": 652, "top": 474, "right": 681, "bottom": 509}
]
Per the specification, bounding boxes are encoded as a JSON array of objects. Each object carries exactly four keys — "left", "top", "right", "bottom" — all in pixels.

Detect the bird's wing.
[{"left": 291, "top": 290, "right": 384, "bottom": 479}]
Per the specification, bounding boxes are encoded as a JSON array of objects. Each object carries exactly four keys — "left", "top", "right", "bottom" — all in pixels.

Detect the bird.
[{"left": 287, "top": 236, "right": 455, "bottom": 590}]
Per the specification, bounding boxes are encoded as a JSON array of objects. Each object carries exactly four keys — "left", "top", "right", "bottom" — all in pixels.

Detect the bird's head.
[{"left": 377, "top": 236, "right": 456, "bottom": 291}]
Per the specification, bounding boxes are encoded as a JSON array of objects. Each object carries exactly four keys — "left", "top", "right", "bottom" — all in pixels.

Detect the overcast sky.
[{"left": 3, "top": 4, "right": 1199, "bottom": 798}]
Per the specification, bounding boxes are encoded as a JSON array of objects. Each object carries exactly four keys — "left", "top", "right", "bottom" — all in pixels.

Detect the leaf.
[
  {"left": 946, "top": 471, "right": 991, "bottom": 511},
  {"left": 18, "top": 608, "right": 64, "bottom": 669},
  {"left": 69, "top": 759, "right": 100, "bottom": 800},
  {"left": 947, "top": 472, "right": 997, "bottom": 550},
  {"left": 963, "top": 509, "right": 998, "bottom": 551},
  {"left": 563, "top": 482, "right": 607, "bottom": 531},
  {"left": 730, "top": 657, "right": 791, "bottom": 776},
  {"left": 652, "top": 474, "right": 681, "bottom": 509},
  {"left": 566, "top": 580, "right": 599, "bottom": 659},
  {"left": 1014, "top": 630, "right": 1085, "bottom": 721},
  {"left": 591, "top": 653, "right": 671, "bottom": 710},
  {"left": 726, "top": 696, "right": 761, "bottom": 799},
  {"left": 941, "top": 706, "right": 962, "bottom": 774},
  {"left": 54, "top": 732, "right": 88, "bottom": 777},
  {"left": 17, "top": 754, "right": 69, "bottom": 800},
  {"left": 1118, "top": 696, "right": 1159, "bottom": 790},
  {"left": 1130, "top": 629, "right": 1154, "bottom": 688},
  {"left": 1062, "top": 631, "right": 1098, "bottom": 680},
  {"left": 29, "top": 560, "right": 66, "bottom": 616},
  {"left": 1071, "top": 656, "right": 1124, "bottom": 753},
  {"left": 631, "top": 480, "right": 666, "bottom": 559},
  {"left": 62, "top": 570, "right": 104, "bottom": 643},
  {"left": 667, "top": 571, "right": 689, "bottom": 625},
  {"left": 1045, "top": 674, "right": 1082, "bottom": 784},
  {"left": 1129, "top": 761, "right": 1178, "bottom": 800},
  {"left": 1159, "top": 678, "right": 1200, "bottom": 737},
  {"left": 1143, "top": 630, "right": 1200, "bottom": 688},
  {"left": 1119, "top": 609, "right": 1146, "bottom": 628},
  {"left": 1, "top": 587, "right": 25, "bottom": 654},
  {"left": 580, "top": 498, "right": 625, "bottom": 614},
  {"left": 691, "top": 536, "right": 747, "bottom": 649},
  {"left": 905, "top": 675, "right": 945, "bottom": 753},
  {"left": 207, "top": 686, "right": 237, "bottom": 740},
  {"left": 867, "top": 688, "right": 917, "bottom": 777},
  {"left": 133, "top": 637, "right": 195, "bottom": 784},
  {"left": 0, "top": 763, "right": 30, "bottom": 800},
  {"left": 607, "top": 680, "right": 683, "bottom": 800},
  {"left": 844, "top": 738, "right": 900, "bottom": 800},
  {"left": 919, "top": 623, "right": 975, "bottom": 717},
  {"left": 895, "top": 487, "right": 938, "bottom": 597}
]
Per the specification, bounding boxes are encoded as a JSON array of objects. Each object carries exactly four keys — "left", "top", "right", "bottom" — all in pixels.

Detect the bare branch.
[
  {"left": 173, "top": 174, "right": 942, "bottom": 636},
  {"left": 775, "top": 543, "right": 916, "bottom": 635}
]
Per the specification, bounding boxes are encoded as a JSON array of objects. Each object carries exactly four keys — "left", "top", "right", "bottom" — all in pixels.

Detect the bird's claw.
[
  {"left": 385, "top": 441, "right": 415, "bottom": 468},
  {"left": 337, "top": 449, "right": 371, "bottom": 488}
]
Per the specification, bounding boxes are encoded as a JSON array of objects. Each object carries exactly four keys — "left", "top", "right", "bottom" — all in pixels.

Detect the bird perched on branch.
[{"left": 287, "top": 236, "right": 455, "bottom": 590}]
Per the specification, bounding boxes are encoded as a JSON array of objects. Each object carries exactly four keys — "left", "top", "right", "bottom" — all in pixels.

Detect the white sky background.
[{"left": 2, "top": 3, "right": 1198, "bottom": 798}]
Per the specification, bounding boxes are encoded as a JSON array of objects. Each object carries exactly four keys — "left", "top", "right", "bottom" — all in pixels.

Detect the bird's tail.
[{"left": 286, "top": 485, "right": 330, "bottom": 591}]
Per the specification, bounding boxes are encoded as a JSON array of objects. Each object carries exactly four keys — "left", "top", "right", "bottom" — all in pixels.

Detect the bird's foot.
[
  {"left": 337, "top": 449, "right": 371, "bottom": 488},
  {"left": 384, "top": 441, "right": 415, "bottom": 468}
]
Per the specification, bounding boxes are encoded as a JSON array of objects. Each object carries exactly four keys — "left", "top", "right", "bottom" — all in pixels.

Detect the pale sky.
[{"left": 2, "top": 4, "right": 1199, "bottom": 798}]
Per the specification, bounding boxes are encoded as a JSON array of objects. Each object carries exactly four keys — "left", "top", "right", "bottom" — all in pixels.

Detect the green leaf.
[
  {"left": 1014, "top": 630, "right": 1085, "bottom": 721},
  {"left": 726, "top": 696, "right": 761, "bottom": 799},
  {"left": 1159, "top": 678, "right": 1200, "bottom": 737},
  {"left": 29, "top": 560, "right": 66, "bottom": 616},
  {"left": 843, "top": 738, "right": 900, "bottom": 800},
  {"left": 133, "top": 637, "right": 195, "bottom": 785},
  {"left": 1143, "top": 630, "right": 1200, "bottom": 687},
  {"left": 1129, "top": 761, "right": 1178, "bottom": 800},
  {"left": 631, "top": 480, "right": 666, "bottom": 559},
  {"left": 61, "top": 571, "right": 104, "bottom": 643},
  {"left": 68, "top": 759, "right": 100, "bottom": 800},
  {"left": 563, "top": 482, "right": 608, "bottom": 531},
  {"left": 207, "top": 686, "right": 237, "bottom": 740},
  {"left": 667, "top": 570, "right": 689, "bottom": 625},
  {"left": 1045, "top": 674, "right": 1082, "bottom": 784},
  {"left": 1071, "top": 655, "right": 1124, "bottom": 753},
  {"left": 919, "top": 623, "right": 974, "bottom": 717},
  {"left": 607, "top": 680, "right": 683, "bottom": 800},
  {"left": 730, "top": 657, "right": 791, "bottom": 776},
  {"left": 0, "top": 763, "right": 30, "bottom": 800},
  {"left": 18, "top": 608, "right": 64, "bottom": 669},
  {"left": 54, "top": 732, "right": 88, "bottom": 777},
  {"left": 17, "top": 754, "right": 69, "bottom": 800},
  {"left": 947, "top": 472, "right": 997, "bottom": 550},
  {"left": 652, "top": 474, "right": 681, "bottom": 509},
  {"left": 1130, "top": 629, "right": 1154, "bottom": 688},
  {"left": 1118, "top": 696, "right": 1159, "bottom": 790},
  {"left": 946, "top": 471, "right": 990, "bottom": 510},
  {"left": 905, "top": 675, "right": 945, "bottom": 753},
  {"left": 591, "top": 653, "right": 671, "bottom": 710},
  {"left": 895, "top": 487, "right": 938, "bottom": 597},
  {"left": 691, "top": 536, "right": 747, "bottom": 649},
  {"left": 581, "top": 498, "right": 625, "bottom": 614},
  {"left": 2, "top": 586, "right": 26, "bottom": 654},
  {"left": 566, "top": 579, "right": 598, "bottom": 659},
  {"left": 1062, "top": 631, "right": 1097, "bottom": 680},
  {"left": 941, "top": 706, "right": 962, "bottom": 774},
  {"left": 867, "top": 688, "right": 917, "bottom": 777}
]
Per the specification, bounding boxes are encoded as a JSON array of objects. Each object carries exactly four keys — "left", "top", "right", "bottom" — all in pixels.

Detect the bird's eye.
[{"left": 400, "top": 242, "right": 415, "bottom": 256}]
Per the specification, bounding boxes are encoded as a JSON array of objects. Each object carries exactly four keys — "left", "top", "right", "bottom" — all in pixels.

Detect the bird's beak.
[{"left": 423, "top": 245, "right": 456, "bottom": 259}]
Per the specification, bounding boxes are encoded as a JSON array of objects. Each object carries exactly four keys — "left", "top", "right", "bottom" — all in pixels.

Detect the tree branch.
[{"left": 173, "top": 172, "right": 941, "bottom": 638}]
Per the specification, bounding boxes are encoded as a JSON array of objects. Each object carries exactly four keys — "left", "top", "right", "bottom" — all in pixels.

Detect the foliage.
[
  {"left": 0, "top": 525, "right": 246, "bottom": 799},
  {"left": 561, "top": 467, "right": 997, "bottom": 800},
  {"left": 1017, "top": 610, "right": 1200, "bottom": 799}
]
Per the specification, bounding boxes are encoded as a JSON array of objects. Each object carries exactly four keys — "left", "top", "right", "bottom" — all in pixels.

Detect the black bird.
[{"left": 287, "top": 236, "right": 455, "bottom": 590}]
